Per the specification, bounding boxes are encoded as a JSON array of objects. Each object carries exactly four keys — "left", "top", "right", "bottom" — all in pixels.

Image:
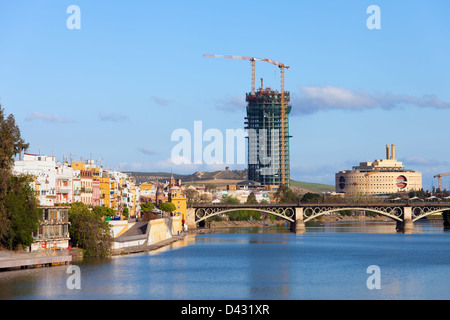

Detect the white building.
[
  {"left": 335, "top": 145, "right": 422, "bottom": 196},
  {"left": 13, "top": 154, "right": 57, "bottom": 206}
]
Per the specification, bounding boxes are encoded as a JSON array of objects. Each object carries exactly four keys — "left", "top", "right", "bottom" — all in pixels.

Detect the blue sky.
[{"left": 1, "top": 1, "right": 449, "bottom": 189}]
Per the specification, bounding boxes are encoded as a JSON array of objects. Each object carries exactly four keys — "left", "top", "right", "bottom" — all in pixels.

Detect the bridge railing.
[{"left": 192, "top": 200, "right": 450, "bottom": 209}]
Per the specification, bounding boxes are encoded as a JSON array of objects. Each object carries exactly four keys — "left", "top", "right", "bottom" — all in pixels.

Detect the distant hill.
[
  {"left": 126, "top": 169, "right": 335, "bottom": 194},
  {"left": 289, "top": 180, "right": 336, "bottom": 194},
  {"left": 126, "top": 169, "right": 247, "bottom": 185}
]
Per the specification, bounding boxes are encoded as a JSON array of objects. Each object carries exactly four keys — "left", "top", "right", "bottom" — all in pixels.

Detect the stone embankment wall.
[{"left": 112, "top": 216, "right": 183, "bottom": 251}]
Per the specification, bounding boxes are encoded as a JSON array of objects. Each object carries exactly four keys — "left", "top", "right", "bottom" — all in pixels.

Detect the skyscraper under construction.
[
  {"left": 202, "top": 53, "right": 291, "bottom": 186},
  {"left": 245, "top": 82, "right": 291, "bottom": 187}
]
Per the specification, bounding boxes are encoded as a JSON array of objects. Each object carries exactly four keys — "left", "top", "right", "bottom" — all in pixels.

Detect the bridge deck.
[{"left": 193, "top": 202, "right": 450, "bottom": 208}]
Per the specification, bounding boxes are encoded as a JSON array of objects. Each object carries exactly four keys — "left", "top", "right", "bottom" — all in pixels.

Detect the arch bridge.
[{"left": 189, "top": 202, "right": 450, "bottom": 233}]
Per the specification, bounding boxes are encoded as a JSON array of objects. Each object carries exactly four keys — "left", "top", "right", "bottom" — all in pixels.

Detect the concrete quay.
[{"left": 0, "top": 251, "right": 72, "bottom": 271}]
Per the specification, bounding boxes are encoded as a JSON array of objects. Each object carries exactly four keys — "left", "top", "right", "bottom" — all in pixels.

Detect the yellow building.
[
  {"left": 100, "top": 177, "right": 111, "bottom": 208},
  {"left": 167, "top": 172, "right": 187, "bottom": 226},
  {"left": 89, "top": 167, "right": 101, "bottom": 181},
  {"left": 169, "top": 186, "right": 187, "bottom": 224},
  {"left": 110, "top": 179, "right": 118, "bottom": 211},
  {"left": 140, "top": 183, "right": 152, "bottom": 192},
  {"left": 130, "top": 184, "right": 137, "bottom": 217},
  {"left": 71, "top": 162, "right": 85, "bottom": 170}
]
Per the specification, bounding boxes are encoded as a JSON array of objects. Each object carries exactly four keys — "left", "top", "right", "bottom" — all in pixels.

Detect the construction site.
[{"left": 204, "top": 54, "right": 292, "bottom": 187}]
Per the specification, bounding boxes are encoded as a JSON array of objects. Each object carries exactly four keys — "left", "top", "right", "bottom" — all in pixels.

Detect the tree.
[
  {"left": 68, "top": 202, "right": 112, "bottom": 257},
  {"left": 159, "top": 202, "right": 176, "bottom": 213},
  {"left": 275, "top": 184, "right": 301, "bottom": 203},
  {"left": 221, "top": 195, "right": 240, "bottom": 204},
  {"left": 0, "top": 105, "right": 33, "bottom": 250},
  {"left": 300, "top": 192, "right": 322, "bottom": 203},
  {"left": 246, "top": 192, "right": 258, "bottom": 204},
  {"left": 140, "top": 201, "right": 155, "bottom": 212},
  {"left": 0, "top": 105, "right": 29, "bottom": 196},
  {"left": 1, "top": 175, "right": 42, "bottom": 250},
  {"left": 92, "top": 206, "right": 116, "bottom": 218}
]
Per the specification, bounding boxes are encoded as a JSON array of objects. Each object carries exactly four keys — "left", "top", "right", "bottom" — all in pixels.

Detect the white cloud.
[
  {"left": 215, "top": 94, "right": 246, "bottom": 111},
  {"left": 138, "top": 147, "right": 157, "bottom": 156},
  {"left": 400, "top": 156, "right": 450, "bottom": 167},
  {"left": 292, "top": 85, "right": 450, "bottom": 115},
  {"left": 152, "top": 96, "right": 171, "bottom": 106},
  {"left": 25, "top": 112, "right": 76, "bottom": 123},
  {"left": 99, "top": 112, "right": 129, "bottom": 122}
]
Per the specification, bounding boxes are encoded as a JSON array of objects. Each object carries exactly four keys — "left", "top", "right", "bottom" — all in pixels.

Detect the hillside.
[
  {"left": 126, "top": 169, "right": 247, "bottom": 185},
  {"left": 126, "top": 169, "right": 335, "bottom": 194}
]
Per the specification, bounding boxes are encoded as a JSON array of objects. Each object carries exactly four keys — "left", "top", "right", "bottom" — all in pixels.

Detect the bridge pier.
[
  {"left": 293, "top": 208, "right": 306, "bottom": 233},
  {"left": 396, "top": 207, "right": 414, "bottom": 233},
  {"left": 186, "top": 208, "right": 197, "bottom": 230},
  {"left": 443, "top": 211, "right": 450, "bottom": 229}
]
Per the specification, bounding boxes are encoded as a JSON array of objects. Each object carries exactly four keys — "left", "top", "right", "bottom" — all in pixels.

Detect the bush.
[
  {"left": 68, "top": 202, "right": 112, "bottom": 257},
  {"left": 159, "top": 202, "right": 176, "bottom": 212}
]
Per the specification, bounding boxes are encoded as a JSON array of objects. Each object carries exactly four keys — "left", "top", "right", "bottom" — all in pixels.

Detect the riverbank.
[
  {"left": 205, "top": 214, "right": 391, "bottom": 230},
  {"left": 111, "top": 234, "right": 186, "bottom": 256},
  {"left": 0, "top": 250, "right": 72, "bottom": 271}
]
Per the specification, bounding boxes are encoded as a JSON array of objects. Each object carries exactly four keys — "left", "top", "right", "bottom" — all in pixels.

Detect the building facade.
[
  {"left": 31, "top": 206, "right": 71, "bottom": 251},
  {"left": 245, "top": 86, "right": 291, "bottom": 186},
  {"left": 13, "top": 154, "right": 140, "bottom": 216},
  {"left": 335, "top": 145, "right": 422, "bottom": 196}
]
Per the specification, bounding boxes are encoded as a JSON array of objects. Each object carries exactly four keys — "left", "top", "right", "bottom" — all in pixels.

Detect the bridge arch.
[
  {"left": 194, "top": 207, "right": 296, "bottom": 224},
  {"left": 411, "top": 207, "right": 447, "bottom": 222},
  {"left": 302, "top": 207, "right": 403, "bottom": 222}
]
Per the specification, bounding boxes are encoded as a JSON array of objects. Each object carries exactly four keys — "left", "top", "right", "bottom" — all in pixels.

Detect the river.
[{"left": 1, "top": 219, "right": 450, "bottom": 300}]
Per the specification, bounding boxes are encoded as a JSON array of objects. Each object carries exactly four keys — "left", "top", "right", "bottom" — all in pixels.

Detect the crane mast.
[
  {"left": 434, "top": 173, "right": 450, "bottom": 190},
  {"left": 203, "top": 53, "right": 290, "bottom": 186}
]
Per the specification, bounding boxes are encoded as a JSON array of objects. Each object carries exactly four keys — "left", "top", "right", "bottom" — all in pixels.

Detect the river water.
[{"left": 1, "top": 220, "right": 450, "bottom": 300}]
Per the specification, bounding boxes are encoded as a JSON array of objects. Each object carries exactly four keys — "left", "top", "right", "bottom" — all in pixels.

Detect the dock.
[{"left": 0, "top": 251, "right": 72, "bottom": 271}]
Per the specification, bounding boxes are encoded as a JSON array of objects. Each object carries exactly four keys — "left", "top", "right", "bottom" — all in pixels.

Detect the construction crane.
[
  {"left": 203, "top": 54, "right": 290, "bottom": 185},
  {"left": 434, "top": 173, "right": 450, "bottom": 190},
  {"left": 202, "top": 54, "right": 265, "bottom": 94},
  {"left": 261, "top": 58, "right": 290, "bottom": 186}
]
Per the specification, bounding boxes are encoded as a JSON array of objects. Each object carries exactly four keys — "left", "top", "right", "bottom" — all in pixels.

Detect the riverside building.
[{"left": 335, "top": 145, "right": 422, "bottom": 197}]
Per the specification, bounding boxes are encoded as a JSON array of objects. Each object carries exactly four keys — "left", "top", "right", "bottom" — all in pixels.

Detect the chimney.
[
  {"left": 386, "top": 145, "right": 390, "bottom": 159},
  {"left": 391, "top": 144, "right": 396, "bottom": 160}
]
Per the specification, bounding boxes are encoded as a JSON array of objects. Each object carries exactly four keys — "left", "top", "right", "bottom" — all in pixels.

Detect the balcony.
[{"left": 57, "top": 187, "right": 71, "bottom": 194}]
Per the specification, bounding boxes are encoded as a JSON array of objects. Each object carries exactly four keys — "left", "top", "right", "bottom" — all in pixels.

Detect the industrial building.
[
  {"left": 335, "top": 145, "right": 422, "bottom": 196},
  {"left": 245, "top": 84, "right": 291, "bottom": 186}
]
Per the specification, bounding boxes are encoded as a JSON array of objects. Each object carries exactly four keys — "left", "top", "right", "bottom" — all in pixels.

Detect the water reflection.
[{"left": 1, "top": 219, "right": 450, "bottom": 300}]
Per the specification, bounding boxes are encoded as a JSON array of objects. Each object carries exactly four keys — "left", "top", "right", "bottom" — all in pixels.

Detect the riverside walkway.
[{"left": 0, "top": 250, "right": 71, "bottom": 271}]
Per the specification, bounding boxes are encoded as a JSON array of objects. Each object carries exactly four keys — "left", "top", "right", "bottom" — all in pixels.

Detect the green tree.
[
  {"left": 0, "top": 105, "right": 29, "bottom": 196},
  {"left": 0, "top": 105, "right": 33, "bottom": 250},
  {"left": 1, "top": 175, "right": 42, "bottom": 250},
  {"left": 221, "top": 195, "right": 240, "bottom": 204},
  {"left": 140, "top": 201, "right": 155, "bottom": 212},
  {"left": 246, "top": 192, "right": 258, "bottom": 204},
  {"left": 275, "top": 184, "right": 301, "bottom": 203},
  {"left": 159, "top": 202, "right": 176, "bottom": 212},
  {"left": 68, "top": 202, "right": 112, "bottom": 257},
  {"left": 300, "top": 192, "right": 322, "bottom": 203},
  {"left": 92, "top": 206, "right": 116, "bottom": 218}
]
